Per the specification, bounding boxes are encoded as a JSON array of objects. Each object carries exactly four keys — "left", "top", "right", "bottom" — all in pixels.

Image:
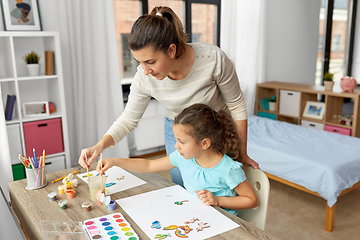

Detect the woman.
[{"left": 78, "top": 6, "right": 259, "bottom": 186}]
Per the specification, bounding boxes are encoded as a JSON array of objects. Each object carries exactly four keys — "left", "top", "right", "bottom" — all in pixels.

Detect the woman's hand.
[
  {"left": 195, "top": 189, "right": 219, "bottom": 206},
  {"left": 78, "top": 144, "right": 103, "bottom": 169},
  {"left": 242, "top": 155, "right": 260, "bottom": 170}
]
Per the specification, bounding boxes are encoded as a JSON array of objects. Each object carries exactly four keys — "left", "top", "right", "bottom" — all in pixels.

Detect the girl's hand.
[
  {"left": 78, "top": 144, "right": 103, "bottom": 169},
  {"left": 195, "top": 190, "right": 218, "bottom": 206},
  {"left": 96, "top": 158, "right": 116, "bottom": 175}
]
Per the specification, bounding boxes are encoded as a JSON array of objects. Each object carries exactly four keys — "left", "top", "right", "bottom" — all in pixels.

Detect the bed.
[{"left": 247, "top": 114, "right": 360, "bottom": 232}]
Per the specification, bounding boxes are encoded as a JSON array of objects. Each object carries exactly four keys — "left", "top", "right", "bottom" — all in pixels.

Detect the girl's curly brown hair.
[{"left": 174, "top": 103, "right": 242, "bottom": 161}]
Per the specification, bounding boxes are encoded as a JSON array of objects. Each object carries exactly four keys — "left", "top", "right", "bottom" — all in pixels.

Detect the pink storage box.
[
  {"left": 324, "top": 124, "right": 352, "bottom": 136},
  {"left": 23, "top": 118, "right": 64, "bottom": 158}
]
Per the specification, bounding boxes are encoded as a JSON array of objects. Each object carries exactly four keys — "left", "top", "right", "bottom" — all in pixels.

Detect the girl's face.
[
  {"left": 173, "top": 124, "right": 203, "bottom": 159},
  {"left": 131, "top": 45, "right": 174, "bottom": 80}
]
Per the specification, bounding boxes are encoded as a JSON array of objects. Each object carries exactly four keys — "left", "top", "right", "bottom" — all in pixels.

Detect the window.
[
  {"left": 190, "top": 3, "right": 218, "bottom": 45},
  {"left": 316, "top": 0, "right": 357, "bottom": 86},
  {"left": 331, "top": 34, "right": 341, "bottom": 51},
  {"left": 113, "top": 0, "right": 142, "bottom": 82},
  {"left": 121, "top": 34, "right": 137, "bottom": 78},
  {"left": 186, "top": 0, "right": 221, "bottom": 45}
]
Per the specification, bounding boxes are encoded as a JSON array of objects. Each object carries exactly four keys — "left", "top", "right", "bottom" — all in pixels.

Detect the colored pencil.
[
  {"left": 28, "top": 156, "right": 35, "bottom": 169},
  {"left": 18, "top": 154, "right": 28, "bottom": 168},
  {"left": 33, "top": 148, "right": 38, "bottom": 167},
  {"left": 25, "top": 158, "right": 31, "bottom": 168},
  {"left": 52, "top": 171, "right": 79, "bottom": 183},
  {"left": 31, "top": 157, "right": 36, "bottom": 168},
  {"left": 36, "top": 157, "right": 42, "bottom": 187},
  {"left": 41, "top": 150, "right": 45, "bottom": 185}
]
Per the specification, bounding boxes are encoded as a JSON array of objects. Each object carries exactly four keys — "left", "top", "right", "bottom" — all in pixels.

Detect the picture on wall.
[
  {"left": 0, "top": 0, "right": 42, "bottom": 31},
  {"left": 302, "top": 101, "right": 326, "bottom": 120}
]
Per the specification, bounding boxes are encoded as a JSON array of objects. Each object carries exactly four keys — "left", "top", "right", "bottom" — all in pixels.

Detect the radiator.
[{"left": 128, "top": 100, "right": 165, "bottom": 151}]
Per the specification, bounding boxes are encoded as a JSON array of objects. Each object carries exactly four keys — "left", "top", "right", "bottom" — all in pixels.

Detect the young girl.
[
  {"left": 79, "top": 5, "right": 259, "bottom": 187},
  {"left": 96, "top": 104, "right": 258, "bottom": 215}
]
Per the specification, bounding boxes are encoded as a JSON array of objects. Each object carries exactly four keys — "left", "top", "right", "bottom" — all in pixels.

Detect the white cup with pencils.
[{"left": 20, "top": 149, "right": 47, "bottom": 190}]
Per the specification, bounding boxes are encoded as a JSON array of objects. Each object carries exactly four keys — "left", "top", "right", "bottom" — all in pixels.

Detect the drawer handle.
[
  {"left": 287, "top": 93, "right": 293, "bottom": 96},
  {"left": 38, "top": 123, "right": 48, "bottom": 127},
  {"left": 310, "top": 124, "right": 315, "bottom": 127},
  {"left": 333, "top": 130, "right": 340, "bottom": 132},
  {"left": 45, "top": 162, "right": 51, "bottom": 165}
]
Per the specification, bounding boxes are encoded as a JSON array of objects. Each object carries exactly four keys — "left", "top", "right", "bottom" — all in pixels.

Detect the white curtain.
[
  {"left": 220, "top": 0, "right": 266, "bottom": 114},
  {"left": 53, "top": 0, "right": 129, "bottom": 166},
  {"left": 0, "top": 85, "right": 14, "bottom": 201}
]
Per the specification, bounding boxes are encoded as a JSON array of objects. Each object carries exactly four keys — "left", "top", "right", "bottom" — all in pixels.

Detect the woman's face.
[
  {"left": 131, "top": 45, "right": 173, "bottom": 80},
  {"left": 173, "top": 124, "right": 203, "bottom": 159}
]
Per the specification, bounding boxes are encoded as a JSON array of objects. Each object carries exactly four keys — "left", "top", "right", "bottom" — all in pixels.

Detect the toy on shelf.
[
  {"left": 339, "top": 115, "right": 353, "bottom": 126},
  {"left": 340, "top": 76, "right": 357, "bottom": 93}
]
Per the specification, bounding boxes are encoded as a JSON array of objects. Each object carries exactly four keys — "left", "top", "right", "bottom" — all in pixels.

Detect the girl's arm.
[
  {"left": 96, "top": 155, "right": 174, "bottom": 175},
  {"left": 196, "top": 179, "right": 258, "bottom": 210}
]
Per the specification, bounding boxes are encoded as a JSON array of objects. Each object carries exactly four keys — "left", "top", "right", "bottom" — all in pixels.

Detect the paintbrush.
[
  {"left": 85, "top": 154, "right": 90, "bottom": 182},
  {"left": 100, "top": 153, "right": 103, "bottom": 181}
]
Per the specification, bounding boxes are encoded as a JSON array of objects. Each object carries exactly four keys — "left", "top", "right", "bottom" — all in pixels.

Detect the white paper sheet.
[
  {"left": 116, "top": 185, "right": 239, "bottom": 239},
  {"left": 77, "top": 166, "right": 146, "bottom": 195}
]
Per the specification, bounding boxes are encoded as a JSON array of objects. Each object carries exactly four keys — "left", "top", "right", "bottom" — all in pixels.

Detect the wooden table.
[{"left": 8, "top": 167, "right": 279, "bottom": 240}]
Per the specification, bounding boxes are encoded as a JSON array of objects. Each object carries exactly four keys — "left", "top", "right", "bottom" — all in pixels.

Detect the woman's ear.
[
  {"left": 168, "top": 43, "right": 177, "bottom": 59},
  {"left": 201, "top": 138, "right": 211, "bottom": 150}
]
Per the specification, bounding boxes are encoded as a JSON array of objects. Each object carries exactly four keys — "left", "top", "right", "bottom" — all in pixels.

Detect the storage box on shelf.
[
  {"left": 255, "top": 81, "right": 360, "bottom": 138},
  {"left": 279, "top": 90, "right": 300, "bottom": 117},
  {"left": 324, "top": 125, "right": 352, "bottom": 136},
  {"left": 23, "top": 118, "right": 64, "bottom": 157},
  {"left": 0, "top": 32, "right": 70, "bottom": 179},
  {"left": 301, "top": 120, "right": 324, "bottom": 130}
]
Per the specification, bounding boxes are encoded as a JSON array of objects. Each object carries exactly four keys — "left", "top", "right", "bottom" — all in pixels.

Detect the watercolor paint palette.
[{"left": 83, "top": 213, "right": 139, "bottom": 240}]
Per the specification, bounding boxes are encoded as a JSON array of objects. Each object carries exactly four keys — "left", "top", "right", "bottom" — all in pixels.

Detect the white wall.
[{"left": 265, "top": 0, "right": 321, "bottom": 85}]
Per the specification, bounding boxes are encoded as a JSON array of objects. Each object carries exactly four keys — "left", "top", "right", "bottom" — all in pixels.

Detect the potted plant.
[
  {"left": 323, "top": 72, "right": 334, "bottom": 91},
  {"left": 23, "top": 51, "right": 41, "bottom": 76},
  {"left": 269, "top": 95, "right": 276, "bottom": 111}
]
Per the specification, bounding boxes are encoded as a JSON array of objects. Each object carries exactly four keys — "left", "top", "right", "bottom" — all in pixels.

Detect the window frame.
[
  {"left": 185, "top": 0, "right": 221, "bottom": 46},
  {"left": 321, "top": 0, "right": 357, "bottom": 85}
]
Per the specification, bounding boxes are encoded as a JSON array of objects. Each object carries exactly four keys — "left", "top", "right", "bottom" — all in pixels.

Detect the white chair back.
[{"left": 237, "top": 165, "right": 270, "bottom": 230}]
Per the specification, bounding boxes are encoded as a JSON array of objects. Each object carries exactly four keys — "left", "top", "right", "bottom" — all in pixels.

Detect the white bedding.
[{"left": 247, "top": 114, "right": 360, "bottom": 207}]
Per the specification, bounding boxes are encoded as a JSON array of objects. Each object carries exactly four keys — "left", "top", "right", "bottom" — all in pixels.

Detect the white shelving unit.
[{"left": 0, "top": 31, "right": 70, "bottom": 177}]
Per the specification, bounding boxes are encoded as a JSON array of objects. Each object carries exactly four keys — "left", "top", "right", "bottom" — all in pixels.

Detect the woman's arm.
[
  {"left": 78, "top": 71, "right": 151, "bottom": 169},
  {"left": 235, "top": 120, "right": 260, "bottom": 169},
  {"left": 215, "top": 49, "right": 259, "bottom": 169},
  {"left": 196, "top": 179, "right": 258, "bottom": 210},
  {"left": 79, "top": 134, "right": 115, "bottom": 169},
  {"left": 96, "top": 155, "right": 174, "bottom": 175}
]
